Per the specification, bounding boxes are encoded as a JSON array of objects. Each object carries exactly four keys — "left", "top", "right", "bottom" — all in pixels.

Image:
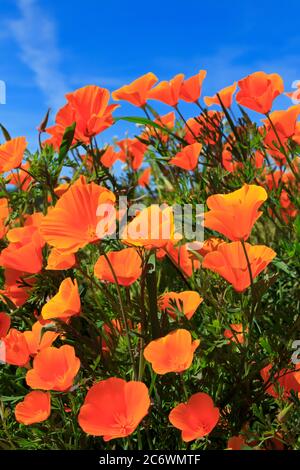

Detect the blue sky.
[{"left": 0, "top": 0, "right": 299, "bottom": 149}]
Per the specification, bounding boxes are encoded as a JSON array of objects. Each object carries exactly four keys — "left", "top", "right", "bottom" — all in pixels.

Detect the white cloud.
[{"left": 9, "top": 0, "right": 68, "bottom": 109}]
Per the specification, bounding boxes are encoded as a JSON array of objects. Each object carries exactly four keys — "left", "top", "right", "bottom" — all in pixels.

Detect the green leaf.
[
  {"left": 58, "top": 122, "right": 76, "bottom": 164},
  {"left": 115, "top": 116, "right": 185, "bottom": 143},
  {"left": 0, "top": 123, "right": 11, "bottom": 141},
  {"left": 272, "top": 258, "right": 297, "bottom": 278}
]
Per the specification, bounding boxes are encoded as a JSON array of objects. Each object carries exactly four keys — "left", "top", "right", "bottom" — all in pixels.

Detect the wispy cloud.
[{"left": 8, "top": 0, "right": 68, "bottom": 109}]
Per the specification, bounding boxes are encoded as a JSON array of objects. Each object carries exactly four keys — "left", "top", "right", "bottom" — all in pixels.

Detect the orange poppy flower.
[
  {"left": 7, "top": 220, "right": 45, "bottom": 247},
  {"left": 204, "top": 82, "right": 237, "bottom": 108},
  {"left": 264, "top": 170, "right": 298, "bottom": 221},
  {"left": 221, "top": 147, "right": 243, "bottom": 173},
  {"left": 253, "top": 150, "right": 265, "bottom": 169},
  {"left": 117, "top": 138, "right": 147, "bottom": 170},
  {"left": 52, "top": 182, "right": 69, "bottom": 198},
  {"left": 169, "top": 392, "right": 219, "bottom": 442},
  {"left": 279, "top": 189, "right": 298, "bottom": 221},
  {"left": 141, "top": 111, "right": 175, "bottom": 143},
  {"left": 185, "top": 111, "right": 223, "bottom": 145},
  {"left": 0, "top": 227, "right": 43, "bottom": 274},
  {"left": 196, "top": 237, "right": 225, "bottom": 257},
  {"left": 0, "top": 198, "right": 9, "bottom": 219},
  {"left": 65, "top": 85, "right": 118, "bottom": 140},
  {"left": 0, "top": 268, "right": 33, "bottom": 307},
  {"left": 122, "top": 205, "right": 176, "bottom": 249},
  {"left": 45, "top": 86, "right": 118, "bottom": 147},
  {"left": 2, "top": 328, "right": 30, "bottom": 366},
  {"left": 202, "top": 241, "right": 276, "bottom": 292},
  {"left": 0, "top": 312, "right": 11, "bottom": 338},
  {"left": 23, "top": 321, "right": 59, "bottom": 356},
  {"left": 169, "top": 142, "right": 202, "bottom": 170},
  {"left": 224, "top": 323, "right": 248, "bottom": 344},
  {"left": 9, "top": 166, "right": 32, "bottom": 190},
  {"left": 26, "top": 345, "right": 80, "bottom": 391},
  {"left": 164, "top": 242, "right": 199, "bottom": 278},
  {"left": 0, "top": 137, "right": 28, "bottom": 173},
  {"left": 46, "top": 248, "right": 76, "bottom": 270},
  {"left": 15, "top": 391, "right": 51, "bottom": 425},
  {"left": 41, "top": 278, "right": 81, "bottom": 321},
  {"left": 41, "top": 179, "right": 115, "bottom": 254},
  {"left": 94, "top": 248, "right": 142, "bottom": 286},
  {"left": 179, "top": 70, "right": 207, "bottom": 103},
  {"left": 158, "top": 291, "right": 203, "bottom": 320},
  {"left": 24, "top": 211, "right": 45, "bottom": 230},
  {"left": 261, "top": 364, "right": 300, "bottom": 399},
  {"left": 7, "top": 163, "right": 33, "bottom": 191},
  {"left": 144, "top": 329, "right": 200, "bottom": 374},
  {"left": 44, "top": 103, "right": 77, "bottom": 149},
  {"left": 204, "top": 184, "right": 268, "bottom": 241},
  {"left": 138, "top": 167, "right": 151, "bottom": 187},
  {"left": 147, "top": 74, "right": 185, "bottom": 107},
  {"left": 78, "top": 377, "right": 150, "bottom": 440},
  {"left": 292, "top": 120, "right": 300, "bottom": 144},
  {"left": 112, "top": 72, "right": 158, "bottom": 107},
  {"left": 236, "top": 71, "right": 284, "bottom": 114},
  {"left": 0, "top": 198, "right": 9, "bottom": 239},
  {"left": 100, "top": 146, "right": 119, "bottom": 168},
  {"left": 262, "top": 105, "right": 300, "bottom": 162}
]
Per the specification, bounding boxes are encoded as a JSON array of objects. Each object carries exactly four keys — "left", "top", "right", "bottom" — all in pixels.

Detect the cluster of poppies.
[{"left": 0, "top": 69, "right": 299, "bottom": 449}]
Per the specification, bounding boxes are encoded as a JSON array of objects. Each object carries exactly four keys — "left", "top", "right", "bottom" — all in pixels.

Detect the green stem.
[
  {"left": 265, "top": 113, "right": 300, "bottom": 183},
  {"left": 240, "top": 239, "right": 255, "bottom": 327},
  {"left": 103, "top": 252, "right": 137, "bottom": 379},
  {"left": 145, "top": 252, "right": 160, "bottom": 339}
]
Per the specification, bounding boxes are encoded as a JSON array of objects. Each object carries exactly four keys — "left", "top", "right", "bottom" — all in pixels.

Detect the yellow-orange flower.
[
  {"left": 41, "top": 179, "right": 115, "bottom": 254},
  {"left": 41, "top": 278, "right": 81, "bottom": 321},
  {"left": 46, "top": 248, "right": 76, "bottom": 270},
  {"left": 122, "top": 205, "right": 176, "bottom": 249},
  {"left": 94, "top": 248, "right": 142, "bottom": 286},
  {"left": 144, "top": 329, "right": 200, "bottom": 374},
  {"left": 158, "top": 291, "right": 203, "bottom": 320},
  {"left": 204, "top": 184, "right": 268, "bottom": 241}
]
